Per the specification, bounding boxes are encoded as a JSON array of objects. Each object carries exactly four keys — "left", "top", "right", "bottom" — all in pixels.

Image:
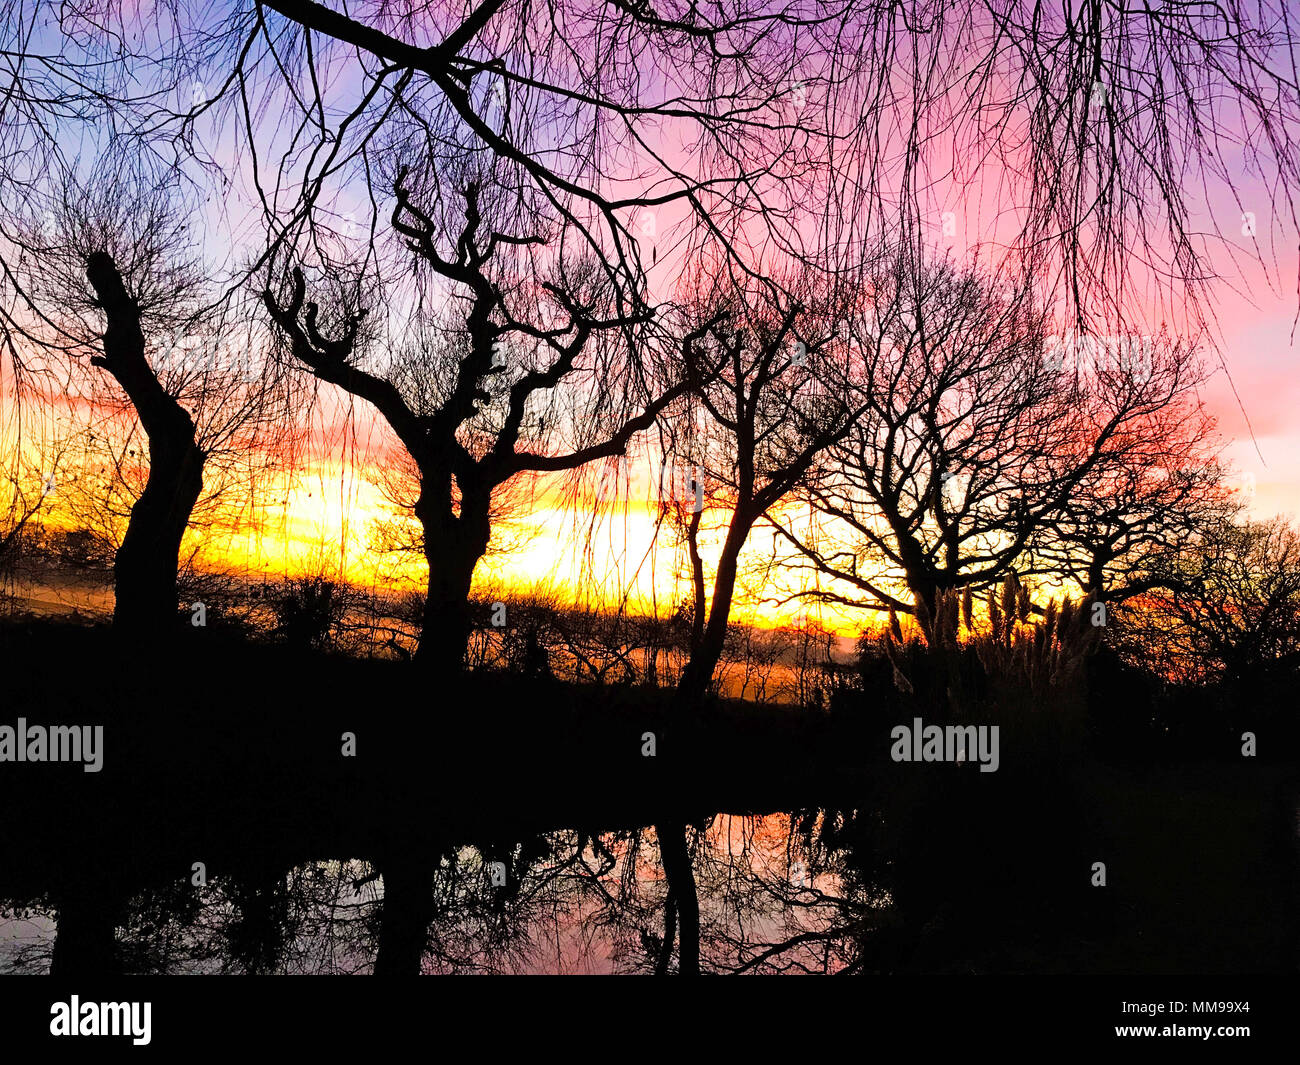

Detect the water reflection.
[{"left": 0, "top": 812, "right": 892, "bottom": 975}]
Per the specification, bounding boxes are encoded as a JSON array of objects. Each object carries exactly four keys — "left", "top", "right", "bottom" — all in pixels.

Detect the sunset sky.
[
  {"left": 157, "top": 215, "right": 1300, "bottom": 638},
  {"left": 7, "top": 0, "right": 1299, "bottom": 639}
]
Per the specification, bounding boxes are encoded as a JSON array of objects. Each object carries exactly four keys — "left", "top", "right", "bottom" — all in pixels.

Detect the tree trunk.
[
  {"left": 374, "top": 856, "right": 434, "bottom": 976},
  {"left": 50, "top": 883, "right": 120, "bottom": 977},
  {"left": 416, "top": 549, "right": 477, "bottom": 673},
  {"left": 113, "top": 432, "right": 204, "bottom": 632},
  {"left": 86, "top": 252, "right": 204, "bottom": 634},
  {"left": 412, "top": 481, "right": 491, "bottom": 673},
  {"left": 656, "top": 821, "right": 699, "bottom": 975},
  {"left": 687, "top": 504, "right": 706, "bottom": 651},
  {"left": 654, "top": 889, "right": 677, "bottom": 974},
  {"left": 1086, "top": 551, "right": 1111, "bottom": 599},
  {"left": 675, "top": 517, "right": 748, "bottom": 705}
]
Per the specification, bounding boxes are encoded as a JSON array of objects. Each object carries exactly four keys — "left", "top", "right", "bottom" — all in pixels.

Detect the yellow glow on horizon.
[{"left": 162, "top": 452, "right": 873, "bottom": 637}]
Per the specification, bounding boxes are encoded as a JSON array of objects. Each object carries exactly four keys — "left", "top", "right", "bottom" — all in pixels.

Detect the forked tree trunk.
[{"left": 86, "top": 252, "right": 204, "bottom": 634}]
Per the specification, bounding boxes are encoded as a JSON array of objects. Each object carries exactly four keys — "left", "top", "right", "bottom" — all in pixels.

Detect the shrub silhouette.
[{"left": 270, "top": 576, "right": 347, "bottom": 652}]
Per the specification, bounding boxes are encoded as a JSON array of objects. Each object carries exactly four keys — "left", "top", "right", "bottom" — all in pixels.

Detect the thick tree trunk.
[
  {"left": 656, "top": 822, "right": 700, "bottom": 975},
  {"left": 113, "top": 434, "right": 204, "bottom": 632},
  {"left": 412, "top": 482, "right": 491, "bottom": 673},
  {"left": 416, "top": 548, "right": 477, "bottom": 673},
  {"left": 50, "top": 884, "right": 119, "bottom": 977},
  {"left": 374, "top": 856, "right": 435, "bottom": 976},
  {"left": 86, "top": 252, "right": 204, "bottom": 635}
]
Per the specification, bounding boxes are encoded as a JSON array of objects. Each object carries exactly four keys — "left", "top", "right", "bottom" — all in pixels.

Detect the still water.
[{"left": 0, "top": 812, "right": 891, "bottom": 974}]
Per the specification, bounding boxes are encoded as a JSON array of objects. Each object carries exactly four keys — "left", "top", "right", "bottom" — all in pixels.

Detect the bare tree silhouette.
[
  {"left": 666, "top": 257, "right": 866, "bottom": 705},
  {"left": 1126, "top": 516, "right": 1300, "bottom": 684},
  {"left": 264, "top": 166, "right": 719, "bottom": 669},
  {"left": 773, "top": 247, "right": 1221, "bottom": 627},
  {"left": 3, "top": 170, "right": 290, "bottom": 632}
]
